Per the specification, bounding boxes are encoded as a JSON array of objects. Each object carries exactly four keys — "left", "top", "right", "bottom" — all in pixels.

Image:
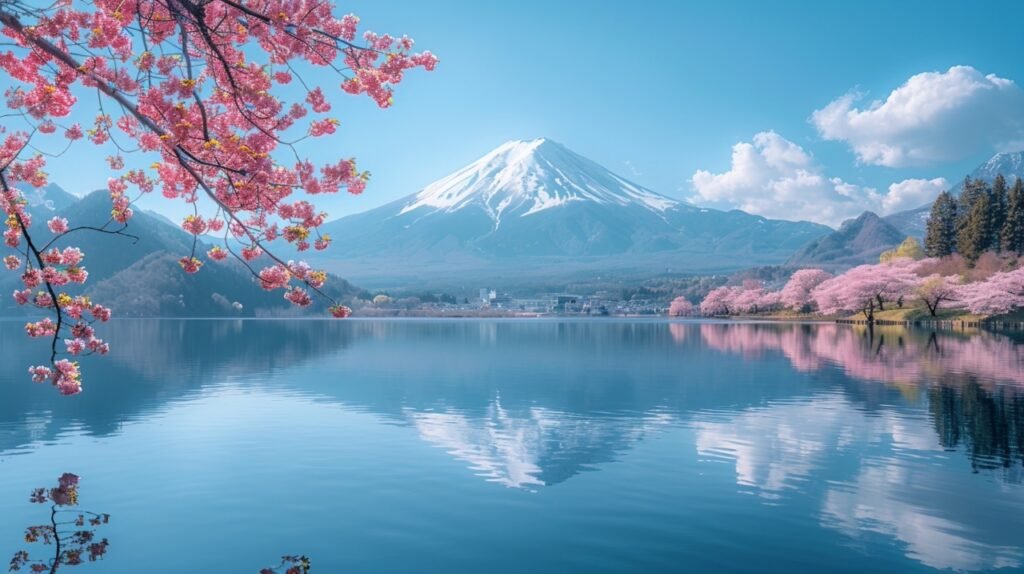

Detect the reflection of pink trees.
[
  {"left": 779, "top": 269, "right": 832, "bottom": 312},
  {"left": 668, "top": 297, "right": 694, "bottom": 317},
  {"left": 8, "top": 472, "right": 308, "bottom": 573},
  {"left": 9, "top": 473, "right": 109, "bottom": 573},
  {"left": 698, "top": 323, "right": 1024, "bottom": 387}
]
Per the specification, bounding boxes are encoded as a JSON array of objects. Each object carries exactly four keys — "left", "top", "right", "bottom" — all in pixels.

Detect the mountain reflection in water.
[{"left": 0, "top": 319, "right": 1021, "bottom": 574}]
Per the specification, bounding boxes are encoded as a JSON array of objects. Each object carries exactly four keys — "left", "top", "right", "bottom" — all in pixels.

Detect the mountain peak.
[
  {"left": 965, "top": 150, "right": 1024, "bottom": 184},
  {"left": 398, "top": 138, "right": 678, "bottom": 224}
]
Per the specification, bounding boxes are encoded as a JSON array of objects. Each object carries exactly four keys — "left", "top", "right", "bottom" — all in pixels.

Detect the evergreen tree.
[
  {"left": 958, "top": 190, "right": 992, "bottom": 264},
  {"left": 990, "top": 174, "right": 1008, "bottom": 251},
  {"left": 925, "top": 190, "right": 957, "bottom": 257},
  {"left": 1003, "top": 177, "right": 1024, "bottom": 255}
]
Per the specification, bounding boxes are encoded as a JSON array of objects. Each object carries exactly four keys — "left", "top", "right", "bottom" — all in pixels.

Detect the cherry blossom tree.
[
  {"left": 731, "top": 286, "right": 780, "bottom": 314},
  {"left": 958, "top": 267, "right": 1024, "bottom": 315},
  {"left": 699, "top": 286, "right": 740, "bottom": 316},
  {"left": 811, "top": 262, "right": 919, "bottom": 323},
  {"left": 0, "top": 1, "right": 437, "bottom": 394},
  {"left": 779, "top": 268, "right": 832, "bottom": 312},
  {"left": 668, "top": 296, "right": 694, "bottom": 317},
  {"left": 915, "top": 274, "right": 962, "bottom": 317}
]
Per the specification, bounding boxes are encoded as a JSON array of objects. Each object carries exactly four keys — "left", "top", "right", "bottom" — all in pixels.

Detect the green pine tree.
[
  {"left": 925, "top": 190, "right": 957, "bottom": 257},
  {"left": 1002, "top": 177, "right": 1024, "bottom": 255},
  {"left": 989, "top": 174, "right": 1008, "bottom": 251},
  {"left": 957, "top": 190, "right": 992, "bottom": 264}
]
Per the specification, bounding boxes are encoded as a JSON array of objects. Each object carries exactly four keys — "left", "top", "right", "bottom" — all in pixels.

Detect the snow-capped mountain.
[
  {"left": 314, "top": 138, "right": 830, "bottom": 286},
  {"left": 969, "top": 151, "right": 1024, "bottom": 184},
  {"left": 399, "top": 138, "right": 676, "bottom": 225}
]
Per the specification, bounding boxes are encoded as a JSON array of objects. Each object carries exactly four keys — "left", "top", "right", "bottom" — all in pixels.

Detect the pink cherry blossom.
[
  {"left": 258, "top": 266, "right": 291, "bottom": 290},
  {"left": 699, "top": 286, "right": 740, "bottom": 316},
  {"left": 780, "top": 269, "right": 832, "bottom": 312},
  {"left": 0, "top": 0, "right": 434, "bottom": 394},
  {"left": 207, "top": 246, "right": 228, "bottom": 261},
  {"left": 668, "top": 297, "right": 694, "bottom": 317},
  {"left": 47, "top": 217, "right": 68, "bottom": 234},
  {"left": 811, "top": 261, "right": 920, "bottom": 322},
  {"left": 958, "top": 267, "right": 1024, "bottom": 315}
]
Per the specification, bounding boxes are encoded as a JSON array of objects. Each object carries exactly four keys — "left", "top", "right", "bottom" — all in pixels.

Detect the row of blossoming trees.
[
  {"left": 0, "top": 0, "right": 436, "bottom": 395},
  {"left": 667, "top": 256, "right": 1024, "bottom": 323}
]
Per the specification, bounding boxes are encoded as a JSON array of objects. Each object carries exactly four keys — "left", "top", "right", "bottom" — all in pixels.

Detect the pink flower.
[
  {"left": 24, "top": 318, "right": 57, "bottom": 337},
  {"left": 64, "top": 124, "right": 83, "bottom": 140},
  {"left": 258, "top": 266, "right": 290, "bottom": 290},
  {"left": 47, "top": 216, "right": 69, "bottom": 234},
  {"left": 28, "top": 365, "right": 52, "bottom": 383},
  {"left": 90, "top": 304, "right": 111, "bottom": 322},
  {"left": 284, "top": 287, "right": 312, "bottom": 307},
  {"left": 329, "top": 305, "right": 352, "bottom": 318},
  {"left": 21, "top": 269, "right": 42, "bottom": 288},
  {"left": 12, "top": 289, "right": 31, "bottom": 305},
  {"left": 178, "top": 257, "right": 203, "bottom": 274},
  {"left": 181, "top": 215, "right": 207, "bottom": 235},
  {"left": 241, "top": 246, "right": 263, "bottom": 261},
  {"left": 3, "top": 255, "right": 20, "bottom": 270},
  {"left": 207, "top": 246, "right": 228, "bottom": 261},
  {"left": 65, "top": 338, "right": 86, "bottom": 355},
  {"left": 61, "top": 247, "right": 84, "bottom": 266}
]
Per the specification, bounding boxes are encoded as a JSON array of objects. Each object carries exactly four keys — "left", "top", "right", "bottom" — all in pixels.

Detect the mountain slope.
[
  {"left": 314, "top": 138, "right": 830, "bottom": 286},
  {"left": 22, "top": 183, "right": 78, "bottom": 220},
  {"left": 787, "top": 212, "right": 905, "bottom": 268}
]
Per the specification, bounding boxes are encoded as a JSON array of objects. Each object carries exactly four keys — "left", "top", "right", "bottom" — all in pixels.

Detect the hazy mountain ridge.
[
  {"left": 787, "top": 212, "right": 905, "bottom": 268},
  {"left": 0, "top": 190, "right": 358, "bottom": 317}
]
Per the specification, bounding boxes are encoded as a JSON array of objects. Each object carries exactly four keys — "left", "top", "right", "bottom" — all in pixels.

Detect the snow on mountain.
[
  {"left": 398, "top": 138, "right": 677, "bottom": 227},
  {"left": 313, "top": 138, "right": 831, "bottom": 286},
  {"left": 972, "top": 151, "right": 1024, "bottom": 183}
]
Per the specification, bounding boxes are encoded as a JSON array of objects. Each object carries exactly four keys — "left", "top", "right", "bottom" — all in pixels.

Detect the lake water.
[{"left": 1, "top": 319, "right": 1023, "bottom": 573}]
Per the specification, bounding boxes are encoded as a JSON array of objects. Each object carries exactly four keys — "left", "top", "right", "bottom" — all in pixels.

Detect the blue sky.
[{"left": 36, "top": 0, "right": 1024, "bottom": 227}]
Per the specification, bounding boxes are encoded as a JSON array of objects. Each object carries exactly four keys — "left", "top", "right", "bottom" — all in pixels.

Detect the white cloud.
[
  {"left": 691, "top": 132, "right": 951, "bottom": 225},
  {"left": 812, "top": 66, "right": 1024, "bottom": 167},
  {"left": 881, "top": 177, "right": 948, "bottom": 213},
  {"left": 690, "top": 131, "right": 886, "bottom": 226}
]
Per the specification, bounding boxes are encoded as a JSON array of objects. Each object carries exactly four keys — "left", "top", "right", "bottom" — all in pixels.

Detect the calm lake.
[{"left": 1, "top": 319, "right": 1022, "bottom": 573}]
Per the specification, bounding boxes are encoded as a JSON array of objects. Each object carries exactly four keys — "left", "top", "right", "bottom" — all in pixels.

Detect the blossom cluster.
[
  {"left": 0, "top": 0, "right": 434, "bottom": 394},
  {"left": 697, "top": 256, "right": 1024, "bottom": 320}
]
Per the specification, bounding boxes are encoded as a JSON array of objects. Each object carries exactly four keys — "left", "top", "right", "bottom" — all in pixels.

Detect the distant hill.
[
  {"left": 310, "top": 138, "right": 830, "bottom": 287},
  {"left": 21, "top": 183, "right": 78, "bottom": 220},
  {"left": 883, "top": 151, "right": 1024, "bottom": 239},
  {"left": 787, "top": 212, "right": 905, "bottom": 268},
  {"left": 882, "top": 206, "right": 930, "bottom": 239},
  {"left": 1, "top": 190, "right": 359, "bottom": 317}
]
